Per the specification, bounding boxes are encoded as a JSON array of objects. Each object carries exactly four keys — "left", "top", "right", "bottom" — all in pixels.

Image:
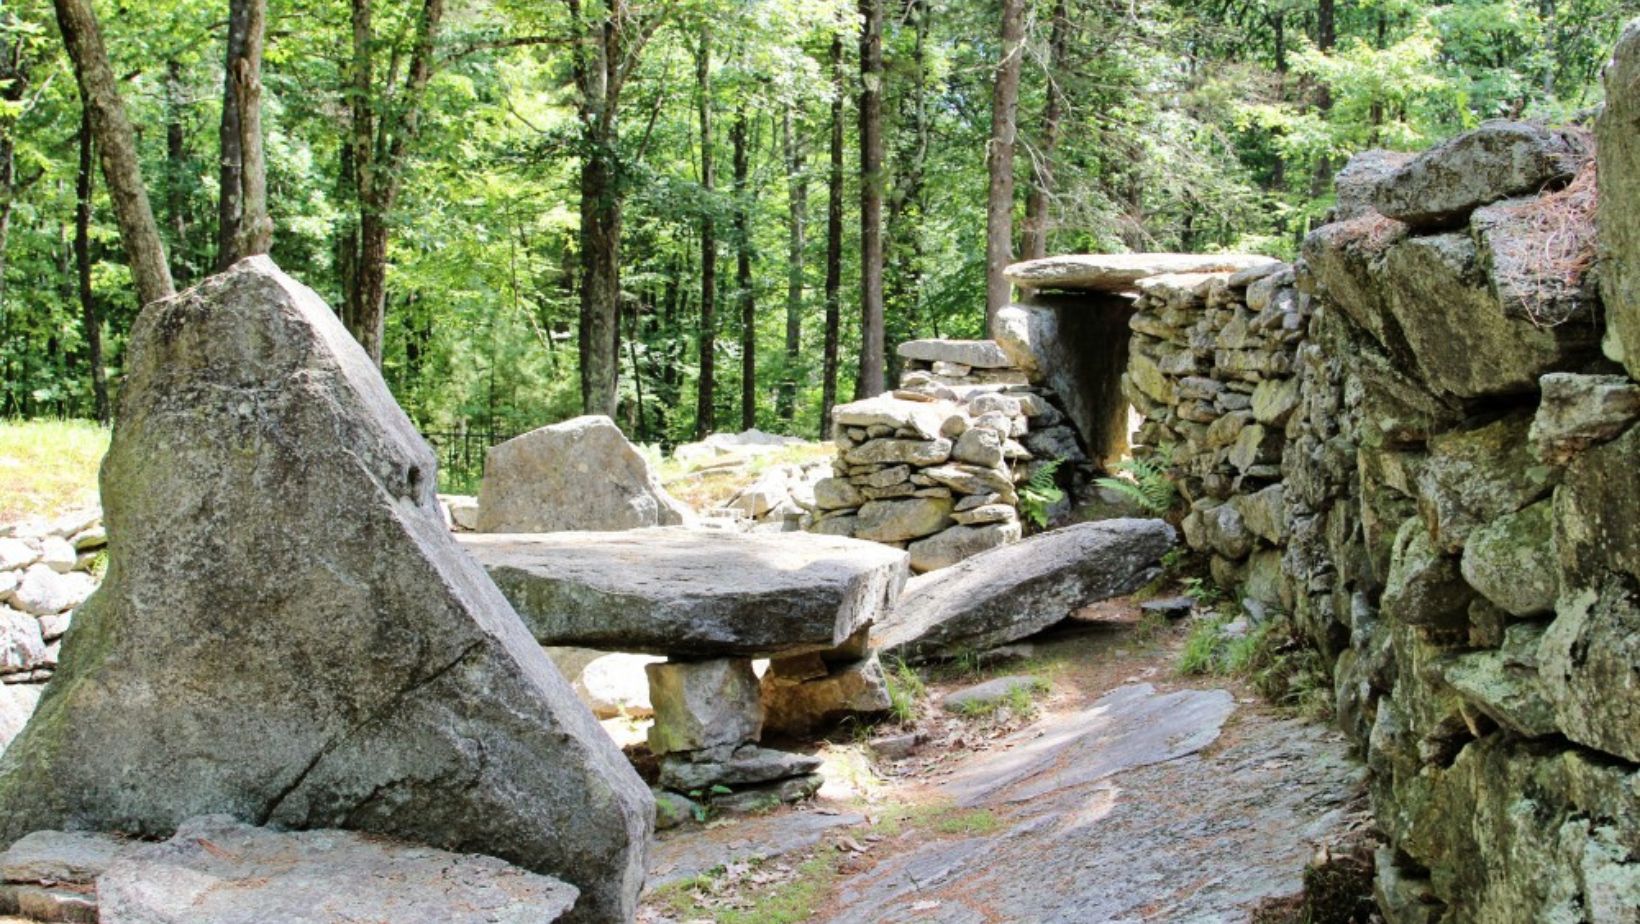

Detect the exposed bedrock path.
[{"left": 642, "top": 603, "right": 1369, "bottom": 923}]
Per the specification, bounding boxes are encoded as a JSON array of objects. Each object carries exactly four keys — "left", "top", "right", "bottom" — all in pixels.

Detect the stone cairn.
[
  {"left": 810, "top": 338, "right": 1080, "bottom": 572},
  {"left": 1121, "top": 264, "right": 1307, "bottom": 610},
  {"left": 0, "top": 509, "right": 102, "bottom": 737}
]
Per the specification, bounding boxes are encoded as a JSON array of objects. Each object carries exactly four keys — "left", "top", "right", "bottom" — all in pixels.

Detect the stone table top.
[{"left": 460, "top": 528, "right": 910, "bottom": 658}]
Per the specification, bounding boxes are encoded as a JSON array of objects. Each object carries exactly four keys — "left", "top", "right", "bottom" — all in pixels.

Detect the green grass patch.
[
  {"left": 932, "top": 808, "right": 1001, "bottom": 836},
  {"left": 884, "top": 657, "right": 926, "bottom": 725},
  {"left": 652, "top": 851, "right": 841, "bottom": 923},
  {"left": 0, "top": 419, "right": 109, "bottom": 523}
]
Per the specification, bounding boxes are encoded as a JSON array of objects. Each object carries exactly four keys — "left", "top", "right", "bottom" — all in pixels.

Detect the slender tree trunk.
[
  {"left": 694, "top": 28, "right": 717, "bottom": 439},
  {"left": 984, "top": 0, "right": 1026, "bottom": 331},
  {"left": 732, "top": 106, "right": 755, "bottom": 431},
  {"left": 0, "top": 25, "right": 26, "bottom": 320},
  {"left": 52, "top": 0, "right": 175, "bottom": 307},
  {"left": 778, "top": 105, "right": 805, "bottom": 424},
  {"left": 855, "top": 0, "right": 885, "bottom": 399},
  {"left": 216, "top": 0, "right": 249, "bottom": 271},
  {"left": 231, "top": 0, "right": 271, "bottom": 259},
  {"left": 820, "top": 34, "right": 845, "bottom": 437},
  {"left": 1021, "top": 0, "right": 1066, "bottom": 262},
  {"left": 884, "top": 0, "right": 928, "bottom": 383},
  {"left": 165, "top": 59, "right": 190, "bottom": 285},
  {"left": 75, "top": 106, "right": 108, "bottom": 424},
  {"left": 573, "top": 0, "right": 623, "bottom": 418}
]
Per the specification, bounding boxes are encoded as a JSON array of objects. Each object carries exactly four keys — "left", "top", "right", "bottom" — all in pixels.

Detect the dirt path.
[{"left": 640, "top": 599, "right": 1370, "bottom": 923}]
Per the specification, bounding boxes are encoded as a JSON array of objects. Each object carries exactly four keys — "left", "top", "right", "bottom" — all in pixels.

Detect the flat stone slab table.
[{"left": 459, "top": 527, "right": 909, "bottom": 659}]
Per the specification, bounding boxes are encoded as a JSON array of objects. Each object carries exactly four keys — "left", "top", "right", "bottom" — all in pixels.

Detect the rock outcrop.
[
  {"left": 476, "top": 415, "right": 691, "bottom": 533},
  {"left": 1600, "top": 20, "right": 1640, "bottom": 381},
  {"left": 0, "top": 258, "right": 650, "bottom": 923},
  {"left": 877, "top": 519, "right": 1174, "bottom": 662}
]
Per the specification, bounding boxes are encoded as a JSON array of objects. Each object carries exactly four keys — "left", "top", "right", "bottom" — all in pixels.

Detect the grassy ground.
[
  {"left": 0, "top": 419, "right": 109, "bottom": 524},
  {"left": 654, "top": 443, "right": 833, "bottom": 511}
]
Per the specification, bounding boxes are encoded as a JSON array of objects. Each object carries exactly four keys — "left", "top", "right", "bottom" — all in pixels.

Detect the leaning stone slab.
[
  {"left": 896, "top": 339, "right": 1013, "bottom": 369},
  {"left": 460, "top": 527, "right": 908, "bottom": 658},
  {"left": 0, "top": 258, "right": 650, "bottom": 923},
  {"left": 95, "top": 816, "right": 578, "bottom": 923},
  {"left": 478, "top": 414, "right": 691, "bottom": 533},
  {"left": 877, "top": 519, "right": 1175, "bottom": 662},
  {"left": 1004, "top": 253, "right": 1276, "bottom": 293},
  {"left": 1371, "top": 119, "right": 1590, "bottom": 228}
]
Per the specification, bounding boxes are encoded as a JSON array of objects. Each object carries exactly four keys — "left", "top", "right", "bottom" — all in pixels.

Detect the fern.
[
  {"left": 1018, "top": 458, "right": 1066, "bottom": 528},
  {"left": 1094, "top": 448, "right": 1177, "bottom": 515}
]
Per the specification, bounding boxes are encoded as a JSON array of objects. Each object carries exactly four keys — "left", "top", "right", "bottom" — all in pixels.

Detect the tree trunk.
[
  {"left": 572, "top": 0, "right": 623, "bottom": 418},
  {"left": 820, "top": 33, "right": 845, "bottom": 437},
  {"left": 778, "top": 105, "right": 805, "bottom": 424},
  {"left": 75, "top": 105, "right": 109, "bottom": 424},
  {"left": 854, "top": 0, "right": 885, "bottom": 400},
  {"left": 231, "top": 0, "right": 271, "bottom": 260},
  {"left": 884, "top": 0, "right": 928, "bottom": 383},
  {"left": 1021, "top": 0, "right": 1066, "bottom": 262},
  {"left": 52, "top": 0, "right": 175, "bottom": 308},
  {"left": 0, "top": 23, "right": 26, "bottom": 320},
  {"left": 165, "top": 59, "right": 190, "bottom": 285},
  {"left": 733, "top": 106, "right": 755, "bottom": 432},
  {"left": 216, "top": 0, "right": 249, "bottom": 272},
  {"left": 694, "top": 28, "right": 717, "bottom": 439},
  {"left": 984, "top": 0, "right": 1026, "bottom": 331}
]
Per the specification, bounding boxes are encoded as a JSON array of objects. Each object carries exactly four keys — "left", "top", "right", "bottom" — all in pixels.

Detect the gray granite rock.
[
  {"left": 0, "top": 258, "right": 649, "bottom": 923},
  {"left": 1371, "top": 120, "right": 1590, "bottom": 228}
]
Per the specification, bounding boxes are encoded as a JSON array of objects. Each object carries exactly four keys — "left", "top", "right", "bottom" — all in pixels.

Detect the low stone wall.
[
  {"left": 810, "top": 339, "right": 1085, "bottom": 572},
  {"left": 0, "top": 509, "right": 102, "bottom": 741},
  {"left": 1121, "top": 264, "right": 1306, "bottom": 611}
]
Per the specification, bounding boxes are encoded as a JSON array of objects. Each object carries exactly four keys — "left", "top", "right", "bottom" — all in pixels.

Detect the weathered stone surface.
[
  {"left": 1331, "top": 148, "right": 1414, "bottom": 221},
  {"left": 477, "top": 415, "right": 690, "bottom": 533},
  {"left": 905, "top": 521, "right": 1021, "bottom": 573},
  {"left": 0, "top": 684, "right": 41, "bottom": 754},
  {"left": 992, "top": 305, "right": 1046, "bottom": 377},
  {"left": 843, "top": 438, "right": 952, "bottom": 468},
  {"left": 646, "top": 658, "right": 762, "bottom": 755},
  {"left": 813, "top": 476, "right": 864, "bottom": 510},
  {"left": 1529, "top": 372, "right": 1640, "bottom": 464},
  {"left": 10, "top": 565, "right": 94, "bottom": 617},
  {"left": 1250, "top": 376, "right": 1301, "bottom": 426},
  {"left": 0, "top": 609, "right": 45, "bottom": 675},
  {"left": 1460, "top": 500, "right": 1555, "bottom": 617},
  {"left": 578, "top": 652, "right": 660, "bottom": 718},
  {"left": 95, "top": 816, "right": 579, "bottom": 923},
  {"left": 1009, "top": 294, "right": 1136, "bottom": 466},
  {"left": 1, "top": 829, "right": 136, "bottom": 885},
  {"left": 1381, "top": 233, "right": 1598, "bottom": 399},
  {"left": 1235, "top": 483, "right": 1287, "bottom": 544},
  {"left": 896, "top": 339, "right": 1012, "bottom": 369},
  {"left": 854, "top": 497, "right": 955, "bottom": 543},
  {"left": 941, "top": 675, "right": 1042, "bottom": 713},
  {"left": 0, "top": 539, "right": 37, "bottom": 572},
  {"left": 1005, "top": 253, "right": 1276, "bottom": 293},
  {"left": 0, "top": 259, "right": 649, "bottom": 923},
  {"left": 1600, "top": 20, "right": 1640, "bottom": 379},
  {"left": 831, "top": 395, "right": 950, "bottom": 441},
  {"left": 658, "top": 745, "right": 822, "bottom": 792},
  {"left": 1539, "top": 424, "right": 1640, "bottom": 763},
  {"left": 950, "top": 503, "right": 1016, "bottom": 527},
  {"left": 1417, "top": 414, "right": 1557, "bottom": 552},
  {"left": 952, "top": 427, "right": 1004, "bottom": 467},
  {"left": 1370, "top": 120, "right": 1590, "bottom": 228},
  {"left": 878, "top": 519, "right": 1174, "bottom": 661},
  {"left": 1438, "top": 624, "right": 1557, "bottom": 738},
  {"left": 760, "top": 655, "right": 891, "bottom": 735},
  {"left": 1472, "top": 195, "right": 1599, "bottom": 329},
  {"left": 1380, "top": 517, "right": 1472, "bottom": 631},
  {"left": 462, "top": 528, "right": 907, "bottom": 658}
]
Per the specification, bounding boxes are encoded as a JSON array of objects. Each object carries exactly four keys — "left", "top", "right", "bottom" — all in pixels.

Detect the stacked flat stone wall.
[{"left": 1122, "top": 265, "right": 1306, "bottom": 612}]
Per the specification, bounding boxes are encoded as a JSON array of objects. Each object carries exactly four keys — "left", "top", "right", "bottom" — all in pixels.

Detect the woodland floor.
[{"left": 639, "top": 598, "right": 1372, "bottom": 924}]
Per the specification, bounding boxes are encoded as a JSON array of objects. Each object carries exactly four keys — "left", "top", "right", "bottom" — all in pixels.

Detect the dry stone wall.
[
  {"left": 810, "top": 339, "right": 1083, "bottom": 572},
  {"left": 1115, "top": 90, "right": 1639, "bottom": 919},
  {"left": 1122, "top": 265, "right": 1307, "bottom": 612}
]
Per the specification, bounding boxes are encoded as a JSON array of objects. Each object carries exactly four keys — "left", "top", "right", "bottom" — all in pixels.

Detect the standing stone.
[
  {"left": 646, "top": 659, "right": 763, "bottom": 755},
  {"left": 477, "top": 415, "right": 691, "bottom": 533},
  {"left": 0, "top": 258, "right": 650, "bottom": 923},
  {"left": 1601, "top": 19, "right": 1640, "bottom": 379}
]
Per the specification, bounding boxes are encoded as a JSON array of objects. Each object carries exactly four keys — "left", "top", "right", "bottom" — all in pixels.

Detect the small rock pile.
[
  {"left": 716, "top": 458, "right": 831, "bottom": 532},
  {"left": 0, "top": 509, "right": 102, "bottom": 696},
  {"left": 811, "top": 338, "right": 1080, "bottom": 572},
  {"left": 1121, "top": 265, "right": 1308, "bottom": 606}
]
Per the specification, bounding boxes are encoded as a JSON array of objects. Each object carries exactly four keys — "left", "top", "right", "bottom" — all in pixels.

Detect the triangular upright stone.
[{"left": 0, "top": 257, "right": 652, "bottom": 923}]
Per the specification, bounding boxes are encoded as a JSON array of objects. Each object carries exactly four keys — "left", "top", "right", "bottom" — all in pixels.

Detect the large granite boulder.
[
  {"left": 1370, "top": 120, "right": 1590, "bottom": 228},
  {"left": 94, "top": 816, "right": 579, "bottom": 923},
  {"left": 1601, "top": 19, "right": 1640, "bottom": 380},
  {"left": 0, "top": 258, "right": 650, "bottom": 923},
  {"left": 460, "top": 528, "right": 908, "bottom": 658},
  {"left": 477, "top": 415, "right": 691, "bottom": 533},
  {"left": 876, "top": 519, "right": 1175, "bottom": 662},
  {"left": 1331, "top": 149, "right": 1413, "bottom": 221},
  {"left": 1003, "top": 253, "right": 1276, "bottom": 293}
]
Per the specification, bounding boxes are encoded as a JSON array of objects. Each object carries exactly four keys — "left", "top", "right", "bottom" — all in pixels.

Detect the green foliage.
[
  {"left": 1019, "top": 458, "right": 1066, "bottom": 528},
  {"left": 1094, "top": 449, "right": 1178, "bottom": 516},
  {"left": 884, "top": 657, "right": 926, "bottom": 726}
]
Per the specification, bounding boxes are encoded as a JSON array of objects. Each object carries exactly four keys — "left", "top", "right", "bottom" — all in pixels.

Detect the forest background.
[{"left": 0, "top": 0, "right": 1628, "bottom": 475}]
